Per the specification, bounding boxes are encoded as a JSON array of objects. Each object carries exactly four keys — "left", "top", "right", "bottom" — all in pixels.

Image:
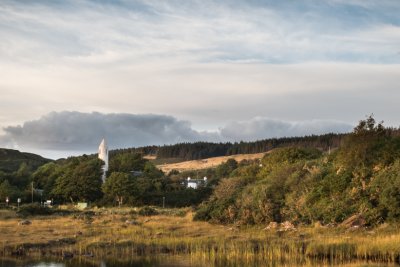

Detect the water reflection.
[
  {"left": 1, "top": 256, "right": 195, "bottom": 267},
  {"left": 0, "top": 256, "right": 397, "bottom": 267}
]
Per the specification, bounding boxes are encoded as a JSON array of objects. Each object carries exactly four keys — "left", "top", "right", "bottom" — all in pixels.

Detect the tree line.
[{"left": 111, "top": 133, "right": 346, "bottom": 161}]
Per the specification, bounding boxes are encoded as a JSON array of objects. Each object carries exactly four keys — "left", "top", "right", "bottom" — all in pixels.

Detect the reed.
[{"left": 1, "top": 207, "right": 400, "bottom": 265}]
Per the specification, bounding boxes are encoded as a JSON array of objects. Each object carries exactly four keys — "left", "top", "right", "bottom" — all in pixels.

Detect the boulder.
[
  {"left": 125, "top": 220, "right": 139, "bottom": 225},
  {"left": 265, "top": 222, "right": 278, "bottom": 230},
  {"left": 325, "top": 222, "right": 337, "bottom": 228},
  {"left": 341, "top": 214, "right": 366, "bottom": 228},
  {"left": 62, "top": 251, "right": 74, "bottom": 259},
  {"left": 280, "top": 221, "right": 296, "bottom": 231},
  {"left": 19, "top": 220, "right": 31, "bottom": 226}
]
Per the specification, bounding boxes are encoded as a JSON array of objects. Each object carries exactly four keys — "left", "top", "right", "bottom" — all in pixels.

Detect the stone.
[
  {"left": 62, "top": 251, "right": 74, "bottom": 259},
  {"left": 341, "top": 214, "right": 366, "bottom": 228},
  {"left": 125, "top": 220, "right": 139, "bottom": 225},
  {"left": 325, "top": 222, "right": 337, "bottom": 228},
  {"left": 265, "top": 222, "right": 278, "bottom": 230},
  {"left": 19, "top": 220, "right": 31, "bottom": 225},
  {"left": 280, "top": 221, "right": 296, "bottom": 231}
]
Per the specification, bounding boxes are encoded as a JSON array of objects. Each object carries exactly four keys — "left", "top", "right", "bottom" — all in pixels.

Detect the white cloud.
[
  {"left": 0, "top": 111, "right": 352, "bottom": 159},
  {"left": 220, "top": 117, "right": 352, "bottom": 141}
]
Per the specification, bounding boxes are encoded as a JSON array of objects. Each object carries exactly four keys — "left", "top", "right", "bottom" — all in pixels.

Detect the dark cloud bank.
[{"left": 0, "top": 111, "right": 352, "bottom": 157}]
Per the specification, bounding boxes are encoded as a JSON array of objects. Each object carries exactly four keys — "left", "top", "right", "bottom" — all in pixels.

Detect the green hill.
[
  {"left": 111, "top": 133, "right": 346, "bottom": 162},
  {"left": 0, "top": 148, "right": 51, "bottom": 173}
]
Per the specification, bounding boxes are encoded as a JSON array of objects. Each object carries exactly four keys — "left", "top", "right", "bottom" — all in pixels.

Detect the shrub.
[
  {"left": 17, "top": 203, "right": 53, "bottom": 217},
  {"left": 138, "top": 206, "right": 159, "bottom": 216}
]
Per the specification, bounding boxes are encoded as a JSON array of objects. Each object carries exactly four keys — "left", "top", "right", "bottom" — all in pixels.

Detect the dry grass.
[
  {"left": 157, "top": 153, "right": 266, "bottom": 173},
  {"left": 1, "top": 208, "right": 400, "bottom": 266}
]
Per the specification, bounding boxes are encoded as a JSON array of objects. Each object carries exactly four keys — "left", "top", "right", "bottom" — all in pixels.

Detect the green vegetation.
[
  {"left": 112, "top": 133, "right": 345, "bottom": 161},
  {"left": 2, "top": 115, "right": 400, "bottom": 230},
  {"left": 0, "top": 149, "right": 51, "bottom": 204},
  {"left": 102, "top": 172, "right": 137, "bottom": 205},
  {"left": 195, "top": 116, "right": 400, "bottom": 226},
  {"left": 17, "top": 203, "right": 53, "bottom": 217},
  {"left": 0, "top": 149, "right": 50, "bottom": 174},
  {"left": 138, "top": 206, "right": 159, "bottom": 216}
]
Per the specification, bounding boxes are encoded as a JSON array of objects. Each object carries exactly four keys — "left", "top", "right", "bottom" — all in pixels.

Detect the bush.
[
  {"left": 138, "top": 206, "right": 159, "bottom": 216},
  {"left": 17, "top": 203, "right": 53, "bottom": 217}
]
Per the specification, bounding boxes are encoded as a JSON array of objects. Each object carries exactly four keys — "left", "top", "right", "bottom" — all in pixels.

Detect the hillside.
[
  {"left": 0, "top": 148, "right": 51, "bottom": 173},
  {"left": 157, "top": 152, "right": 266, "bottom": 173},
  {"left": 194, "top": 117, "right": 400, "bottom": 226},
  {"left": 111, "top": 133, "right": 346, "bottom": 161}
]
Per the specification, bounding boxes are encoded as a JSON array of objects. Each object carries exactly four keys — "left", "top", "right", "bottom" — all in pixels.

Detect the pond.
[{"left": 0, "top": 255, "right": 398, "bottom": 267}]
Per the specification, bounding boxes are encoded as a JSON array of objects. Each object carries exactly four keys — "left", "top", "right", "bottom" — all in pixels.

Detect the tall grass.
[{"left": 1, "top": 208, "right": 400, "bottom": 266}]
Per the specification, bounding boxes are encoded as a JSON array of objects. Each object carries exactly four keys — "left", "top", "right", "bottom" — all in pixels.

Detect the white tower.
[{"left": 98, "top": 138, "right": 109, "bottom": 183}]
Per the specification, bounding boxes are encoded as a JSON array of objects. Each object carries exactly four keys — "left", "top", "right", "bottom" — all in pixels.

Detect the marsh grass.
[{"left": 1, "top": 208, "right": 400, "bottom": 266}]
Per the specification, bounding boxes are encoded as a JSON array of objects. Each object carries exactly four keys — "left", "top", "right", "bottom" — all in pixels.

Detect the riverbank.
[{"left": 1, "top": 208, "right": 400, "bottom": 265}]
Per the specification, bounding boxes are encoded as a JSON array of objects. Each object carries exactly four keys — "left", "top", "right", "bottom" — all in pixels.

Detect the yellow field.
[{"left": 156, "top": 153, "right": 266, "bottom": 173}]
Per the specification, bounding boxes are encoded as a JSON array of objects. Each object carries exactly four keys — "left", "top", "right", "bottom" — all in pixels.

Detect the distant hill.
[
  {"left": 0, "top": 148, "right": 52, "bottom": 173},
  {"left": 111, "top": 133, "right": 347, "bottom": 162}
]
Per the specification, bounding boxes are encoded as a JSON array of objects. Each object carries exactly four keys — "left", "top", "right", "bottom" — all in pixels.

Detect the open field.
[
  {"left": 156, "top": 153, "right": 266, "bottom": 173},
  {"left": 1, "top": 207, "right": 400, "bottom": 265}
]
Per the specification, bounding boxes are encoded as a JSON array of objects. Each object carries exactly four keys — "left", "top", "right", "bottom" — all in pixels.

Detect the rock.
[
  {"left": 74, "top": 231, "right": 83, "bottom": 238},
  {"left": 265, "top": 222, "right": 278, "bottom": 230},
  {"left": 82, "top": 252, "right": 94, "bottom": 257},
  {"left": 325, "top": 222, "right": 337, "bottom": 228},
  {"left": 313, "top": 221, "right": 323, "bottom": 228},
  {"left": 341, "top": 214, "right": 366, "bottom": 228},
  {"left": 62, "top": 251, "right": 74, "bottom": 259},
  {"left": 280, "top": 221, "right": 296, "bottom": 231},
  {"left": 125, "top": 220, "right": 139, "bottom": 225},
  {"left": 19, "top": 220, "right": 31, "bottom": 225}
]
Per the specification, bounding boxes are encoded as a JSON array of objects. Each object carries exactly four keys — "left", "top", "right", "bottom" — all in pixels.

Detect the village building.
[{"left": 185, "top": 177, "right": 207, "bottom": 189}]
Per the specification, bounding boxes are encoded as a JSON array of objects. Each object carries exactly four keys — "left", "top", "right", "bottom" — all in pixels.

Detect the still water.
[{"left": 0, "top": 255, "right": 398, "bottom": 267}]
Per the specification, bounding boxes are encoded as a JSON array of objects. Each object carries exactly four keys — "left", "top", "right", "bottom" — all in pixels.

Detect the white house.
[{"left": 186, "top": 177, "right": 207, "bottom": 189}]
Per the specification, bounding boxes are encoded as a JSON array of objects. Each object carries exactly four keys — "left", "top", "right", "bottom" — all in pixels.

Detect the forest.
[{"left": 111, "top": 133, "right": 345, "bottom": 161}]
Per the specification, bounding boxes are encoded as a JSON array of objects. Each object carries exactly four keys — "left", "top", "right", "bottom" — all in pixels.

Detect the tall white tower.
[{"left": 98, "top": 138, "right": 109, "bottom": 182}]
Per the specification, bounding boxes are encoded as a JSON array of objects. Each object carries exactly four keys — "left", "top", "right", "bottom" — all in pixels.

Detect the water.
[
  {"left": 0, "top": 256, "right": 197, "bottom": 267},
  {"left": 0, "top": 256, "right": 397, "bottom": 267}
]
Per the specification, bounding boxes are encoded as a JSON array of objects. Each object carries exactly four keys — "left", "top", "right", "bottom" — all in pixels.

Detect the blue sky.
[{"left": 0, "top": 0, "right": 399, "bottom": 158}]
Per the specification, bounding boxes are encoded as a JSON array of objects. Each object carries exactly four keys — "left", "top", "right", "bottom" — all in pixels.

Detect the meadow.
[{"left": 1, "top": 207, "right": 400, "bottom": 266}]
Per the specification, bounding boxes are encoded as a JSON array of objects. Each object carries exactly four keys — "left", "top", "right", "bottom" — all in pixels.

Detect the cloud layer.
[
  {"left": 220, "top": 117, "right": 352, "bottom": 141},
  {"left": 0, "top": 111, "right": 352, "bottom": 158}
]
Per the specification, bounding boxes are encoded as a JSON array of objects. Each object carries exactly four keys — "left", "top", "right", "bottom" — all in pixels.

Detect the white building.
[
  {"left": 186, "top": 177, "right": 207, "bottom": 189},
  {"left": 98, "top": 138, "right": 109, "bottom": 183}
]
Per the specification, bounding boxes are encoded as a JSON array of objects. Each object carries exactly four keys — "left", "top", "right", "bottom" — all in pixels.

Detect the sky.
[{"left": 0, "top": 0, "right": 399, "bottom": 159}]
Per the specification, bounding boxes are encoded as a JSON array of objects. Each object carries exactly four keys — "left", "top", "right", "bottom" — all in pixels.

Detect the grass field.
[
  {"left": 1, "top": 207, "right": 400, "bottom": 265},
  {"left": 156, "top": 153, "right": 266, "bottom": 173}
]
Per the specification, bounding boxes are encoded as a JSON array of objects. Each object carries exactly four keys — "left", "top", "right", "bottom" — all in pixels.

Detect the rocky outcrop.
[{"left": 341, "top": 214, "right": 366, "bottom": 228}]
